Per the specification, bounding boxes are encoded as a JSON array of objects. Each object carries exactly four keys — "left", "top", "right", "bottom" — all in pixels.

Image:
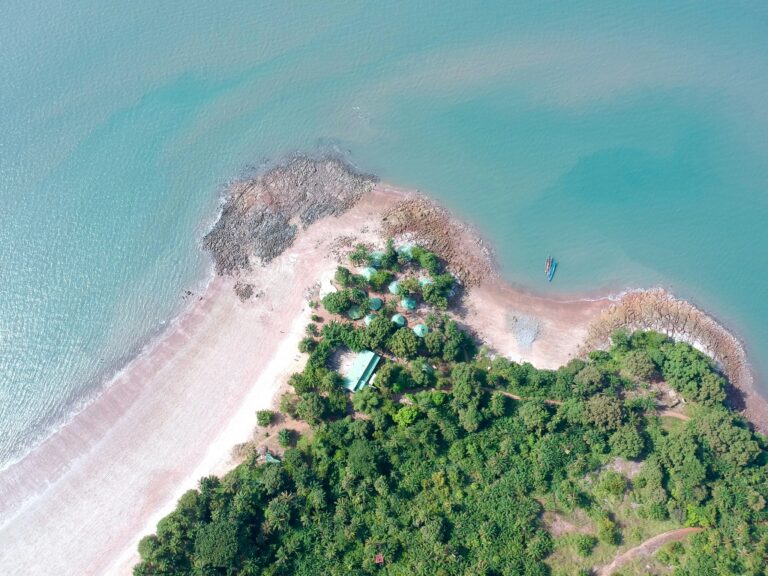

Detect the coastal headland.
[{"left": 0, "top": 157, "right": 763, "bottom": 575}]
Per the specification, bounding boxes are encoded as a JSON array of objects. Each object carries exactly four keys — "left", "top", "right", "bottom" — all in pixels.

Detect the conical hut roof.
[
  {"left": 388, "top": 280, "right": 400, "bottom": 294},
  {"left": 391, "top": 313, "right": 407, "bottom": 327},
  {"left": 370, "top": 251, "right": 385, "bottom": 267},
  {"left": 347, "top": 306, "right": 364, "bottom": 320},
  {"left": 361, "top": 267, "right": 376, "bottom": 280},
  {"left": 400, "top": 297, "right": 417, "bottom": 311},
  {"left": 368, "top": 297, "right": 383, "bottom": 311},
  {"left": 397, "top": 243, "right": 415, "bottom": 259},
  {"left": 412, "top": 324, "right": 429, "bottom": 337}
]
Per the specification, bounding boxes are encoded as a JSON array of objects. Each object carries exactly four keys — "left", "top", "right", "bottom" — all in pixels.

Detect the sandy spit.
[{"left": 0, "top": 186, "right": 402, "bottom": 575}]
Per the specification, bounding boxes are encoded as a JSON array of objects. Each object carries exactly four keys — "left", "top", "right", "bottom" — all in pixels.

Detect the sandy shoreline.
[
  {"left": 0, "top": 181, "right": 763, "bottom": 575},
  {"left": 0, "top": 186, "right": 406, "bottom": 574}
]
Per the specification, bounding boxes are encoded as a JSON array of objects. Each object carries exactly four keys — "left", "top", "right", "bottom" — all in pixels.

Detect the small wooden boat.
[
  {"left": 548, "top": 260, "right": 557, "bottom": 282},
  {"left": 545, "top": 256, "right": 552, "bottom": 276}
]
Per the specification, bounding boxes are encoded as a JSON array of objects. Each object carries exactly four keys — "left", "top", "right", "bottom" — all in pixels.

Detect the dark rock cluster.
[{"left": 203, "top": 156, "right": 376, "bottom": 276}]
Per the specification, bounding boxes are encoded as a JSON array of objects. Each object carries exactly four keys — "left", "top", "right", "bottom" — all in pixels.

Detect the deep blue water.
[{"left": 1, "top": 1, "right": 767, "bottom": 467}]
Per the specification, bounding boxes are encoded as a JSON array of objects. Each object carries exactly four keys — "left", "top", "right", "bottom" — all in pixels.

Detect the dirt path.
[
  {"left": 597, "top": 527, "right": 703, "bottom": 575},
  {"left": 658, "top": 409, "right": 690, "bottom": 421}
]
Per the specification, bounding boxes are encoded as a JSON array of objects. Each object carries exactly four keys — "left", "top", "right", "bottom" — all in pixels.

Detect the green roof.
[
  {"left": 343, "top": 350, "right": 381, "bottom": 392},
  {"left": 347, "top": 305, "right": 364, "bottom": 320},
  {"left": 361, "top": 267, "right": 376, "bottom": 280},
  {"left": 391, "top": 313, "right": 407, "bottom": 327},
  {"left": 400, "top": 297, "right": 417, "bottom": 311},
  {"left": 388, "top": 280, "right": 400, "bottom": 294},
  {"left": 397, "top": 243, "right": 415, "bottom": 259},
  {"left": 413, "top": 324, "right": 429, "bottom": 337},
  {"left": 370, "top": 251, "right": 385, "bottom": 267},
  {"left": 368, "top": 297, "right": 383, "bottom": 311},
  {"left": 363, "top": 313, "right": 376, "bottom": 326}
]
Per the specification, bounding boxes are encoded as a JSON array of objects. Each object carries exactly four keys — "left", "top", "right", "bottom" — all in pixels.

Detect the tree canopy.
[{"left": 136, "top": 254, "right": 768, "bottom": 576}]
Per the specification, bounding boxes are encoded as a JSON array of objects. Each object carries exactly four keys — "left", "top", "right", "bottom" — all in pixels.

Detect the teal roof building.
[
  {"left": 391, "top": 313, "right": 407, "bottom": 327},
  {"left": 363, "top": 313, "right": 376, "bottom": 326},
  {"left": 265, "top": 452, "right": 281, "bottom": 464},
  {"left": 368, "top": 297, "right": 383, "bottom": 311},
  {"left": 397, "top": 243, "right": 415, "bottom": 259},
  {"left": 388, "top": 280, "right": 400, "bottom": 294},
  {"left": 418, "top": 276, "right": 434, "bottom": 287},
  {"left": 400, "top": 297, "right": 417, "bottom": 311},
  {"left": 413, "top": 324, "right": 429, "bottom": 337},
  {"left": 361, "top": 266, "right": 376, "bottom": 280},
  {"left": 370, "top": 251, "right": 385, "bottom": 267},
  {"left": 343, "top": 351, "right": 381, "bottom": 392},
  {"left": 347, "top": 305, "right": 364, "bottom": 320}
]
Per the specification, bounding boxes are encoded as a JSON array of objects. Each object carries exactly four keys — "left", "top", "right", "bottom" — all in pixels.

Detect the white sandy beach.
[
  {"left": 0, "top": 187, "right": 409, "bottom": 574},
  {"left": 0, "top": 183, "right": 752, "bottom": 575}
]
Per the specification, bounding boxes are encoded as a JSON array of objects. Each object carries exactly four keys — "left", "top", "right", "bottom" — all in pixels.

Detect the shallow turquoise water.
[{"left": 1, "top": 1, "right": 767, "bottom": 467}]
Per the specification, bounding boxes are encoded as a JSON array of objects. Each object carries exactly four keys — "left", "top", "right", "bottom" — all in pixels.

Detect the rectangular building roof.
[{"left": 343, "top": 350, "right": 381, "bottom": 392}]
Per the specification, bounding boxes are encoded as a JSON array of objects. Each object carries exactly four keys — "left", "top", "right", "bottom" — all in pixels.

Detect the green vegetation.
[
  {"left": 135, "top": 251, "right": 768, "bottom": 576},
  {"left": 325, "top": 240, "right": 456, "bottom": 319},
  {"left": 255, "top": 410, "right": 275, "bottom": 427},
  {"left": 277, "top": 429, "right": 294, "bottom": 448}
]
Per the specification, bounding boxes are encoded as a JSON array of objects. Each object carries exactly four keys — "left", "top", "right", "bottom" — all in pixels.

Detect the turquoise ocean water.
[{"left": 1, "top": 1, "right": 767, "bottom": 468}]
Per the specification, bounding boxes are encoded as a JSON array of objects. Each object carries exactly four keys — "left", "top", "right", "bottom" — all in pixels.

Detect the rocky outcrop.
[
  {"left": 381, "top": 196, "right": 496, "bottom": 287},
  {"left": 582, "top": 288, "right": 766, "bottom": 432},
  {"left": 203, "top": 156, "right": 376, "bottom": 276}
]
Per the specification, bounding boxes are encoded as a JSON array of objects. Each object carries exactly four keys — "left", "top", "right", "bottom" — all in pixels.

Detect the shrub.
[
  {"left": 256, "top": 410, "right": 275, "bottom": 427},
  {"left": 380, "top": 238, "right": 398, "bottom": 269},
  {"left": 622, "top": 349, "right": 656, "bottom": 381},
  {"left": 322, "top": 291, "right": 352, "bottom": 314},
  {"left": 412, "top": 247, "right": 441, "bottom": 275},
  {"left": 573, "top": 534, "right": 597, "bottom": 557},
  {"left": 596, "top": 516, "right": 621, "bottom": 545},
  {"left": 349, "top": 243, "right": 370, "bottom": 265},
  {"left": 334, "top": 266, "right": 355, "bottom": 287},
  {"left": 584, "top": 395, "right": 624, "bottom": 432},
  {"left": 279, "top": 393, "right": 298, "bottom": 418},
  {"left": 609, "top": 425, "right": 645, "bottom": 460},
  {"left": 388, "top": 328, "right": 419, "bottom": 359},
  {"left": 369, "top": 270, "right": 393, "bottom": 291},
  {"left": 422, "top": 285, "right": 447, "bottom": 309},
  {"left": 597, "top": 471, "right": 628, "bottom": 498},
  {"left": 573, "top": 365, "right": 605, "bottom": 397},
  {"left": 397, "top": 277, "right": 420, "bottom": 296},
  {"left": 298, "top": 337, "right": 316, "bottom": 354},
  {"left": 277, "top": 428, "right": 294, "bottom": 448}
]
